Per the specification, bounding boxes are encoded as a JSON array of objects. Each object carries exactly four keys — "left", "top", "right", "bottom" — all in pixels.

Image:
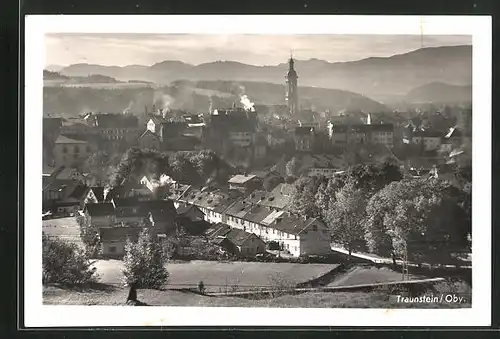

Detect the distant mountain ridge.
[
  {"left": 404, "top": 82, "right": 472, "bottom": 103},
  {"left": 56, "top": 45, "right": 472, "bottom": 99}
]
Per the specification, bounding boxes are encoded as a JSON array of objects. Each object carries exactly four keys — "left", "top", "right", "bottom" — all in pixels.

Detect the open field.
[
  {"left": 327, "top": 266, "right": 424, "bottom": 287},
  {"left": 42, "top": 284, "right": 471, "bottom": 308},
  {"left": 93, "top": 260, "right": 339, "bottom": 292}
]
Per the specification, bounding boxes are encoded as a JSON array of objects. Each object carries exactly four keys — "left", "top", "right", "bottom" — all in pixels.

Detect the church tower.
[{"left": 285, "top": 55, "right": 299, "bottom": 116}]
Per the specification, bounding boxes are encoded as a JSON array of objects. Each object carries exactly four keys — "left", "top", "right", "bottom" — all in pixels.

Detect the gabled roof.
[
  {"left": 205, "top": 223, "right": 231, "bottom": 238},
  {"left": 270, "top": 215, "right": 326, "bottom": 236},
  {"left": 55, "top": 167, "right": 80, "bottom": 180},
  {"left": 55, "top": 135, "right": 88, "bottom": 144},
  {"left": 138, "top": 129, "right": 161, "bottom": 140},
  {"left": 241, "top": 190, "right": 268, "bottom": 205},
  {"left": 244, "top": 205, "right": 274, "bottom": 225},
  {"left": 85, "top": 203, "right": 115, "bottom": 217},
  {"left": 224, "top": 199, "right": 253, "bottom": 219},
  {"left": 68, "top": 185, "right": 89, "bottom": 200},
  {"left": 99, "top": 227, "right": 143, "bottom": 242},
  {"left": 258, "top": 183, "right": 294, "bottom": 210},
  {"left": 89, "top": 187, "right": 105, "bottom": 202},
  {"left": 225, "top": 228, "right": 257, "bottom": 247}
]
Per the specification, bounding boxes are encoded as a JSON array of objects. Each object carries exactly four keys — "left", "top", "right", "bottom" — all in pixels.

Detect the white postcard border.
[{"left": 24, "top": 15, "right": 492, "bottom": 327}]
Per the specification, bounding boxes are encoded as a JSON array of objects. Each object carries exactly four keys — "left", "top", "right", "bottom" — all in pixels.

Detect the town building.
[
  {"left": 206, "top": 223, "right": 266, "bottom": 257},
  {"left": 86, "top": 113, "right": 141, "bottom": 151},
  {"left": 228, "top": 174, "right": 262, "bottom": 192},
  {"left": 53, "top": 135, "right": 95, "bottom": 168},
  {"left": 294, "top": 126, "right": 315, "bottom": 152},
  {"left": 84, "top": 203, "right": 116, "bottom": 228},
  {"left": 411, "top": 130, "right": 443, "bottom": 151},
  {"left": 99, "top": 227, "right": 143, "bottom": 258}
]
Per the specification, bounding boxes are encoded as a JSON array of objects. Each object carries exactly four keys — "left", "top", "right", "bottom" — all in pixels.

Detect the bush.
[
  {"left": 432, "top": 279, "right": 472, "bottom": 296},
  {"left": 77, "top": 215, "right": 101, "bottom": 258},
  {"left": 122, "top": 229, "right": 169, "bottom": 289},
  {"left": 42, "top": 234, "right": 97, "bottom": 285}
]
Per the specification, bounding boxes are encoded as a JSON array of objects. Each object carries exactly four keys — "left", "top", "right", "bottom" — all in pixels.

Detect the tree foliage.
[
  {"left": 122, "top": 229, "right": 169, "bottom": 289},
  {"left": 110, "top": 148, "right": 170, "bottom": 187},
  {"left": 76, "top": 215, "right": 101, "bottom": 258},
  {"left": 285, "top": 157, "right": 301, "bottom": 177},
  {"left": 263, "top": 175, "right": 284, "bottom": 192},
  {"left": 289, "top": 176, "right": 326, "bottom": 217},
  {"left": 42, "top": 233, "right": 97, "bottom": 284},
  {"left": 365, "top": 178, "right": 470, "bottom": 262},
  {"left": 325, "top": 181, "right": 366, "bottom": 256}
]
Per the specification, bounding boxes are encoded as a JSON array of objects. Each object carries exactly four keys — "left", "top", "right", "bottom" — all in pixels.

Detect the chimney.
[{"left": 153, "top": 104, "right": 156, "bottom": 113}]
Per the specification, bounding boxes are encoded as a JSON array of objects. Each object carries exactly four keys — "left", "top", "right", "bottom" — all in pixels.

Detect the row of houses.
[{"left": 174, "top": 183, "right": 331, "bottom": 258}]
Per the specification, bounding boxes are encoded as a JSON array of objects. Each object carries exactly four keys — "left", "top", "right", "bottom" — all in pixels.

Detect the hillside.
[
  {"left": 56, "top": 45, "right": 472, "bottom": 98},
  {"left": 404, "top": 82, "right": 472, "bottom": 104},
  {"left": 44, "top": 70, "right": 122, "bottom": 85},
  {"left": 43, "top": 80, "right": 389, "bottom": 117}
]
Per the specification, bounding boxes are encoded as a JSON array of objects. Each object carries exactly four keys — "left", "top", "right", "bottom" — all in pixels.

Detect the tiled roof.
[
  {"left": 228, "top": 174, "right": 257, "bottom": 184},
  {"left": 55, "top": 135, "right": 88, "bottom": 144},
  {"left": 89, "top": 187, "right": 105, "bottom": 202},
  {"left": 99, "top": 227, "right": 143, "bottom": 242},
  {"left": 225, "top": 228, "right": 254, "bottom": 246},
  {"left": 85, "top": 203, "right": 115, "bottom": 217},
  {"left": 413, "top": 130, "right": 445, "bottom": 138},
  {"left": 258, "top": 183, "right": 294, "bottom": 210},
  {"left": 241, "top": 190, "right": 267, "bottom": 205},
  {"left": 94, "top": 114, "right": 138, "bottom": 128},
  {"left": 295, "top": 126, "right": 315, "bottom": 136},
  {"left": 244, "top": 205, "right": 274, "bottom": 225},
  {"left": 175, "top": 204, "right": 194, "bottom": 215},
  {"left": 270, "top": 215, "right": 325, "bottom": 236},
  {"left": 224, "top": 199, "right": 253, "bottom": 219},
  {"left": 55, "top": 167, "right": 79, "bottom": 180},
  {"left": 205, "top": 223, "right": 231, "bottom": 238},
  {"left": 68, "top": 185, "right": 89, "bottom": 200},
  {"left": 138, "top": 129, "right": 161, "bottom": 140}
]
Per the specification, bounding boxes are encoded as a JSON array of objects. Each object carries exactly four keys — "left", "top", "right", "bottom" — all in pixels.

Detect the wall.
[
  {"left": 298, "top": 223, "right": 332, "bottom": 256},
  {"left": 89, "top": 215, "right": 116, "bottom": 228},
  {"left": 102, "top": 241, "right": 126, "bottom": 258},
  {"left": 54, "top": 142, "right": 94, "bottom": 168}
]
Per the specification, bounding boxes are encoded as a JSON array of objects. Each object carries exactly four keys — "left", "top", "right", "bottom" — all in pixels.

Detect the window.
[
  {"left": 312, "top": 225, "right": 318, "bottom": 231},
  {"left": 109, "top": 246, "right": 117, "bottom": 253},
  {"left": 74, "top": 146, "right": 80, "bottom": 153},
  {"left": 73, "top": 153, "right": 78, "bottom": 159},
  {"left": 62, "top": 146, "right": 68, "bottom": 153}
]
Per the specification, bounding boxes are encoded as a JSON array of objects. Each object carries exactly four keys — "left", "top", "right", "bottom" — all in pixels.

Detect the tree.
[
  {"left": 325, "top": 181, "right": 366, "bottom": 257},
  {"left": 289, "top": 176, "right": 325, "bottom": 217},
  {"left": 76, "top": 215, "right": 101, "bottom": 258},
  {"left": 285, "top": 157, "right": 301, "bottom": 177},
  {"left": 42, "top": 233, "right": 97, "bottom": 284},
  {"left": 365, "top": 178, "right": 470, "bottom": 263},
  {"left": 263, "top": 175, "right": 284, "bottom": 192},
  {"left": 169, "top": 152, "right": 202, "bottom": 185},
  {"left": 122, "top": 229, "right": 169, "bottom": 289}
]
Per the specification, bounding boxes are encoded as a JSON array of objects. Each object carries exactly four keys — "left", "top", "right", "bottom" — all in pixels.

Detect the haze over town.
[{"left": 42, "top": 33, "right": 473, "bottom": 309}]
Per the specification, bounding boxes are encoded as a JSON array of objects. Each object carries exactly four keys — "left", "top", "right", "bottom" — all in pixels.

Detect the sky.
[{"left": 45, "top": 33, "right": 472, "bottom": 67}]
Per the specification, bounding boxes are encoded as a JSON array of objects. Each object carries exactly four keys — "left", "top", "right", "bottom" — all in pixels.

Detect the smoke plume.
[
  {"left": 122, "top": 100, "right": 134, "bottom": 114},
  {"left": 153, "top": 91, "right": 174, "bottom": 114},
  {"left": 240, "top": 94, "right": 255, "bottom": 112}
]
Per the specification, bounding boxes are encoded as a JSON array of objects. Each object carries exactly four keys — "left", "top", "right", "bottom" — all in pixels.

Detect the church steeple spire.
[{"left": 285, "top": 52, "right": 299, "bottom": 116}]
